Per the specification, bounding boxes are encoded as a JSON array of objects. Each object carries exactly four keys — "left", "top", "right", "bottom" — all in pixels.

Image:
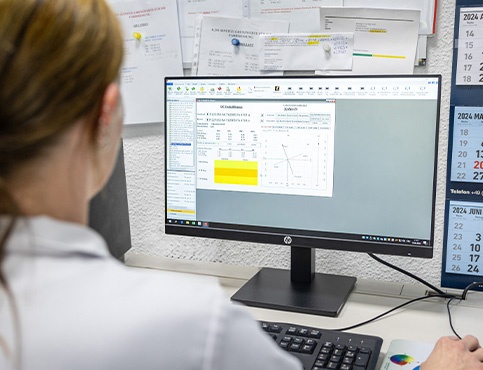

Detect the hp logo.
[{"left": 283, "top": 236, "right": 292, "bottom": 245}]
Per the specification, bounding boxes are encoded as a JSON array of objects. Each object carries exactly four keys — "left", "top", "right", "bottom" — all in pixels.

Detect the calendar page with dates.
[
  {"left": 442, "top": 1, "right": 483, "bottom": 289},
  {"left": 456, "top": 7, "right": 483, "bottom": 85}
]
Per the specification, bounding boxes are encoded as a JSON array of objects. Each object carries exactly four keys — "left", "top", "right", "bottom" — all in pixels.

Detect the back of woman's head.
[
  {"left": 0, "top": 0, "right": 123, "bottom": 292},
  {"left": 0, "top": 0, "right": 123, "bottom": 183}
]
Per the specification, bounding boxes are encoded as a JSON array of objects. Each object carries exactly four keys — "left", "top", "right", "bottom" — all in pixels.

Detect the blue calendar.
[
  {"left": 441, "top": 0, "right": 483, "bottom": 289},
  {"left": 445, "top": 201, "right": 483, "bottom": 277},
  {"left": 451, "top": 107, "right": 483, "bottom": 184}
]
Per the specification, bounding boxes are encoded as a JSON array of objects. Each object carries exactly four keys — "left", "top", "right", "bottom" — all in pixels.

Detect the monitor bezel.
[{"left": 164, "top": 74, "right": 441, "bottom": 260}]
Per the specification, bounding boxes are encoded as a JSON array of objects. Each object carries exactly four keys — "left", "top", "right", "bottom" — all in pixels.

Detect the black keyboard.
[{"left": 260, "top": 321, "right": 383, "bottom": 370}]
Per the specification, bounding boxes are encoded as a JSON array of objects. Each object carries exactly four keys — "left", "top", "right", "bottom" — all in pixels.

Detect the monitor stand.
[{"left": 231, "top": 247, "right": 356, "bottom": 317}]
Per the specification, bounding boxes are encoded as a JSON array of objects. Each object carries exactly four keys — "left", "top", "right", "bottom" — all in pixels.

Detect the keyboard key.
[
  {"left": 317, "top": 353, "right": 329, "bottom": 362},
  {"left": 298, "top": 328, "right": 309, "bottom": 336},
  {"left": 301, "top": 344, "right": 315, "bottom": 354},
  {"left": 289, "top": 343, "right": 301, "bottom": 352},
  {"left": 287, "top": 327, "right": 297, "bottom": 335},
  {"left": 306, "top": 339, "right": 317, "bottom": 346},
  {"left": 355, "top": 353, "right": 371, "bottom": 367},
  {"left": 279, "top": 342, "right": 290, "bottom": 350},
  {"left": 320, "top": 347, "right": 332, "bottom": 354},
  {"left": 314, "top": 360, "right": 326, "bottom": 367},
  {"left": 343, "top": 356, "right": 354, "bottom": 364},
  {"left": 345, "top": 350, "right": 356, "bottom": 358},
  {"left": 269, "top": 324, "right": 282, "bottom": 333},
  {"left": 309, "top": 330, "right": 322, "bottom": 338},
  {"left": 333, "top": 348, "right": 345, "bottom": 356},
  {"left": 330, "top": 355, "right": 341, "bottom": 363}
]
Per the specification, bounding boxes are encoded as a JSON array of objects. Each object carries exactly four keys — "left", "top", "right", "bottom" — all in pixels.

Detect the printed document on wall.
[
  {"left": 320, "top": 7, "right": 420, "bottom": 74},
  {"left": 194, "top": 16, "right": 289, "bottom": 76},
  {"left": 248, "top": 0, "right": 342, "bottom": 33},
  {"left": 259, "top": 33, "right": 354, "bottom": 71},
  {"left": 110, "top": 0, "right": 183, "bottom": 124},
  {"left": 343, "top": 0, "right": 436, "bottom": 35},
  {"left": 176, "top": 0, "right": 246, "bottom": 64}
]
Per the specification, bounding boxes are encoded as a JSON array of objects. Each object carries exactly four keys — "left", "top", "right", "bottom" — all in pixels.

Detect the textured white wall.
[{"left": 122, "top": 0, "right": 455, "bottom": 287}]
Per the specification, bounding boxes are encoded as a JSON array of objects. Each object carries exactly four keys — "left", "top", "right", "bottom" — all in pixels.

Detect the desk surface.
[{"left": 125, "top": 252, "right": 483, "bottom": 368}]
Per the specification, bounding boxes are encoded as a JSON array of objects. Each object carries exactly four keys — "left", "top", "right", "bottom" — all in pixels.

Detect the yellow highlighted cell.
[
  {"left": 167, "top": 209, "right": 196, "bottom": 214},
  {"left": 215, "top": 168, "right": 257, "bottom": 177},
  {"left": 215, "top": 160, "right": 258, "bottom": 170},
  {"left": 307, "top": 41, "right": 320, "bottom": 45},
  {"left": 214, "top": 160, "right": 258, "bottom": 186}
]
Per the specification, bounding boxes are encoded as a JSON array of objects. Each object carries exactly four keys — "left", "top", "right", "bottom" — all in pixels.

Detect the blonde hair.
[{"left": 0, "top": 0, "right": 123, "bottom": 288}]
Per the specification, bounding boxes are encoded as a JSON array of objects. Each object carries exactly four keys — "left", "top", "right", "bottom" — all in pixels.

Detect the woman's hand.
[{"left": 421, "top": 335, "right": 483, "bottom": 370}]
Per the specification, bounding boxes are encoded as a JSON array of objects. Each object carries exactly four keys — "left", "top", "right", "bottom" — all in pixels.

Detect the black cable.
[
  {"left": 445, "top": 281, "right": 483, "bottom": 339},
  {"left": 461, "top": 282, "right": 483, "bottom": 300},
  {"left": 335, "top": 281, "right": 481, "bottom": 335},
  {"left": 332, "top": 293, "right": 454, "bottom": 332},
  {"left": 367, "top": 253, "right": 448, "bottom": 296},
  {"left": 329, "top": 253, "right": 461, "bottom": 333},
  {"left": 330, "top": 255, "right": 482, "bottom": 335},
  {"left": 446, "top": 297, "right": 462, "bottom": 339}
]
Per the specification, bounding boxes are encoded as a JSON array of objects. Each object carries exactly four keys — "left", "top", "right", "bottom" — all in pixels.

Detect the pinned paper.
[
  {"left": 177, "top": 0, "right": 246, "bottom": 64},
  {"left": 259, "top": 33, "right": 354, "bottom": 71},
  {"left": 193, "top": 16, "right": 289, "bottom": 76},
  {"left": 248, "top": 0, "right": 342, "bottom": 33},
  {"left": 320, "top": 7, "right": 420, "bottom": 74},
  {"left": 109, "top": 0, "right": 183, "bottom": 124}
]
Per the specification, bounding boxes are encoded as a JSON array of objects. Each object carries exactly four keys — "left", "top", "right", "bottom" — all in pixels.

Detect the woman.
[
  {"left": 0, "top": 1, "right": 301, "bottom": 369},
  {"left": 1, "top": 2, "right": 482, "bottom": 370}
]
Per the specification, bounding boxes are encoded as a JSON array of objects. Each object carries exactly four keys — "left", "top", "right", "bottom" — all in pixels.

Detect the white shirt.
[{"left": 1, "top": 216, "right": 302, "bottom": 370}]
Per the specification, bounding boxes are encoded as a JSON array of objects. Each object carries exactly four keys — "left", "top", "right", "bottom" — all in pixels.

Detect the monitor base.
[{"left": 231, "top": 267, "right": 356, "bottom": 317}]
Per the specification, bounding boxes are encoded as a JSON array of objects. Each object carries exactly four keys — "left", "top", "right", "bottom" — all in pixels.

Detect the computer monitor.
[{"left": 164, "top": 75, "right": 441, "bottom": 317}]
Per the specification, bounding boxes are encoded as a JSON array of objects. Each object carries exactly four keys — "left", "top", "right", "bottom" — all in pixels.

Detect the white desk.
[{"left": 126, "top": 252, "right": 483, "bottom": 368}]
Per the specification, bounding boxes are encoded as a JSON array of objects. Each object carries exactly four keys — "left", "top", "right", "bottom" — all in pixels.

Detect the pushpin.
[
  {"left": 133, "top": 32, "right": 142, "bottom": 40},
  {"left": 231, "top": 38, "right": 240, "bottom": 46},
  {"left": 323, "top": 43, "right": 331, "bottom": 52}
]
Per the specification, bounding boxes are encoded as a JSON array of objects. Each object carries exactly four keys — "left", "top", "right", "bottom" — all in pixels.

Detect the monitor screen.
[{"left": 164, "top": 74, "right": 441, "bottom": 316}]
